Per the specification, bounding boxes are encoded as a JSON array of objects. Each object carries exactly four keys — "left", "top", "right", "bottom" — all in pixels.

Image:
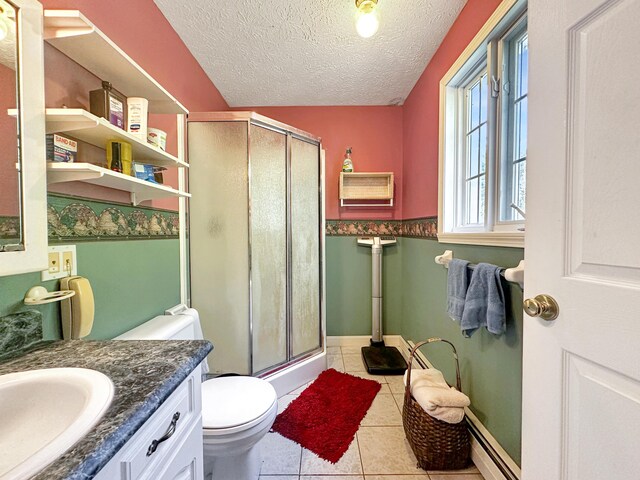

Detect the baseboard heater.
[{"left": 402, "top": 340, "right": 520, "bottom": 480}]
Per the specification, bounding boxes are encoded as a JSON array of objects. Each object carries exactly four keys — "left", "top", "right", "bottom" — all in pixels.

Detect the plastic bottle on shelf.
[{"left": 342, "top": 147, "right": 354, "bottom": 172}]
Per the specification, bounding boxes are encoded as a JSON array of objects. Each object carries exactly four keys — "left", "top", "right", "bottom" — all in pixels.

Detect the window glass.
[
  {"left": 462, "top": 73, "right": 488, "bottom": 226},
  {"left": 501, "top": 30, "right": 528, "bottom": 222}
]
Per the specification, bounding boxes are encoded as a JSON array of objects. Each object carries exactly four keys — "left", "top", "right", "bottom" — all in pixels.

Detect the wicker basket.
[{"left": 402, "top": 338, "right": 470, "bottom": 471}]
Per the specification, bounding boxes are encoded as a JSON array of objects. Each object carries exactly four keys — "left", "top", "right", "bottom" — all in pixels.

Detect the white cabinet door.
[{"left": 523, "top": 0, "right": 640, "bottom": 478}]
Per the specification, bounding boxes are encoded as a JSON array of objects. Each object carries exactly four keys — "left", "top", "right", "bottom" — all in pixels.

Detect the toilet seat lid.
[{"left": 201, "top": 376, "right": 277, "bottom": 429}]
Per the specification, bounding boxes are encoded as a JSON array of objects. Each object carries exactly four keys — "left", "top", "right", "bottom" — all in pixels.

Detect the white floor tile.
[
  {"left": 361, "top": 394, "right": 403, "bottom": 426},
  {"left": 259, "top": 476, "right": 298, "bottom": 480},
  {"left": 277, "top": 394, "right": 298, "bottom": 414},
  {"left": 427, "top": 464, "right": 481, "bottom": 475},
  {"left": 259, "top": 432, "right": 302, "bottom": 475},
  {"left": 357, "top": 426, "right": 424, "bottom": 475},
  {"left": 327, "top": 354, "right": 345, "bottom": 371},
  {"left": 348, "top": 371, "right": 388, "bottom": 383},
  {"left": 302, "top": 476, "right": 363, "bottom": 480},
  {"left": 385, "top": 375, "right": 406, "bottom": 393},
  {"left": 429, "top": 475, "right": 484, "bottom": 480},
  {"left": 300, "top": 439, "right": 363, "bottom": 475},
  {"left": 341, "top": 346, "right": 364, "bottom": 355},
  {"left": 393, "top": 392, "right": 406, "bottom": 412},
  {"left": 365, "top": 476, "right": 429, "bottom": 479},
  {"left": 326, "top": 346, "right": 341, "bottom": 355},
  {"left": 343, "top": 354, "right": 367, "bottom": 372}
]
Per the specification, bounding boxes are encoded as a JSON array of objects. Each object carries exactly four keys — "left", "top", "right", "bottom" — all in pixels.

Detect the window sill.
[{"left": 437, "top": 231, "right": 524, "bottom": 248}]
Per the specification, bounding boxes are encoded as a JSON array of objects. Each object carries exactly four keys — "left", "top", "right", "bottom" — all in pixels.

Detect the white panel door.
[{"left": 524, "top": 0, "right": 640, "bottom": 479}]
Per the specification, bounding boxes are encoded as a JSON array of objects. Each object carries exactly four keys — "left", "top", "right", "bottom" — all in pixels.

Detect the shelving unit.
[
  {"left": 47, "top": 163, "right": 190, "bottom": 206},
  {"left": 43, "top": 10, "right": 188, "bottom": 115},
  {"left": 46, "top": 109, "right": 187, "bottom": 168},
  {"left": 339, "top": 172, "right": 394, "bottom": 207}
]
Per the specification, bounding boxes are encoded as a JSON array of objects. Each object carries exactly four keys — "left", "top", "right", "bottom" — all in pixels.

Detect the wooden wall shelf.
[{"left": 339, "top": 172, "right": 394, "bottom": 207}]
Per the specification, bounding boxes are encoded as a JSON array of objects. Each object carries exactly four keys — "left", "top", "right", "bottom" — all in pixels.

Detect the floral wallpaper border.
[
  {"left": 325, "top": 217, "right": 438, "bottom": 239},
  {"left": 0, "top": 216, "right": 20, "bottom": 241},
  {"left": 48, "top": 195, "right": 179, "bottom": 242}
]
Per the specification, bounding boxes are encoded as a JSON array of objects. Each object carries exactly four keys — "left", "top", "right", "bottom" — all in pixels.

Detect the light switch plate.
[{"left": 41, "top": 245, "right": 77, "bottom": 281}]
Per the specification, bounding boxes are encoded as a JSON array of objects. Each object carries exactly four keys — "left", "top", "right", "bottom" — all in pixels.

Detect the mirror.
[
  {"left": 0, "top": 0, "right": 21, "bottom": 251},
  {"left": 0, "top": 0, "right": 47, "bottom": 277}
]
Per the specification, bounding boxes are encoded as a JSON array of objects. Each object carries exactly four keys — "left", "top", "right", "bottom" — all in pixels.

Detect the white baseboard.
[
  {"left": 471, "top": 436, "right": 509, "bottom": 480},
  {"left": 397, "top": 337, "right": 520, "bottom": 480},
  {"left": 327, "top": 335, "right": 404, "bottom": 348}
]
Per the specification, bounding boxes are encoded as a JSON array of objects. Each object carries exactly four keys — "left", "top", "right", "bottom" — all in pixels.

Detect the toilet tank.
[{"left": 115, "top": 314, "right": 201, "bottom": 341}]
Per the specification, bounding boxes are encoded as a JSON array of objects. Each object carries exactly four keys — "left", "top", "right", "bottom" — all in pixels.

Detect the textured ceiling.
[{"left": 153, "top": 0, "right": 466, "bottom": 107}]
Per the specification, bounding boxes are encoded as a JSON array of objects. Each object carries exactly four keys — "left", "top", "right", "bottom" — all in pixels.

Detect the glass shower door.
[
  {"left": 290, "top": 136, "right": 322, "bottom": 357},
  {"left": 250, "top": 125, "right": 288, "bottom": 373}
]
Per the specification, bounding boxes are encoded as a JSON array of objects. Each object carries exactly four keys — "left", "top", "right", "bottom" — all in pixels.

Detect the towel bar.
[{"left": 434, "top": 250, "right": 525, "bottom": 289}]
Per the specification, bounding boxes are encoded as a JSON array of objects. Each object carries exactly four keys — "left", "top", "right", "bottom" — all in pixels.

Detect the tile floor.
[{"left": 258, "top": 346, "right": 485, "bottom": 480}]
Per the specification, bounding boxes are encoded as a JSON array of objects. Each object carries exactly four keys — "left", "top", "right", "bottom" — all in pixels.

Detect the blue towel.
[
  {"left": 447, "top": 259, "right": 470, "bottom": 322},
  {"left": 460, "top": 263, "right": 506, "bottom": 337}
]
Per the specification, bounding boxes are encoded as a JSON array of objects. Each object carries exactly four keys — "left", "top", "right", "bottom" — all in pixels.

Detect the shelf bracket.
[{"left": 131, "top": 192, "right": 151, "bottom": 206}]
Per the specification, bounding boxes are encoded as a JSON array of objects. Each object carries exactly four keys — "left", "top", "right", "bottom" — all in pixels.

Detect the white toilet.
[{"left": 116, "top": 311, "right": 277, "bottom": 480}]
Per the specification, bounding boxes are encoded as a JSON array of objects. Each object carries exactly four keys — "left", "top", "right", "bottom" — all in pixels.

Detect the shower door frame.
[{"left": 187, "top": 112, "right": 325, "bottom": 377}]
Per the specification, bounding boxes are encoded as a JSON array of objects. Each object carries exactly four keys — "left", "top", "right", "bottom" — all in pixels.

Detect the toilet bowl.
[
  {"left": 116, "top": 311, "right": 277, "bottom": 480},
  {"left": 201, "top": 376, "right": 277, "bottom": 480}
]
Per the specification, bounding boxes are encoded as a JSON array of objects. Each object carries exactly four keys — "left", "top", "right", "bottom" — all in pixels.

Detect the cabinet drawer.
[
  {"left": 150, "top": 419, "right": 203, "bottom": 480},
  {"left": 121, "top": 372, "right": 199, "bottom": 480}
]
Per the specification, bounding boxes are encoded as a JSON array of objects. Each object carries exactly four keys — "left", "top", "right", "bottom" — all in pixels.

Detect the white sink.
[{"left": 0, "top": 368, "right": 114, "bottom": 480}]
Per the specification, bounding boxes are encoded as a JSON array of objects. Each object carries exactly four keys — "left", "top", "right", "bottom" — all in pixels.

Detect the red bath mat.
[{"left": 271, "top": 368, "right": 381, "bottom": 463}]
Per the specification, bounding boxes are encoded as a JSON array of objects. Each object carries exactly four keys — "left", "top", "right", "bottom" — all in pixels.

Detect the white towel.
[{"left": 403, "top": 368, "right": 470, "bottom": 424}]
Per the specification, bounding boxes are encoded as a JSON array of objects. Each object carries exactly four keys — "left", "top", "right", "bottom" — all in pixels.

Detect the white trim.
[
  {"left": 264, "top": 351, "right": 326, "bottom": 398},
  {"left": 438, "top": 0, "right": 527, "bottom": 248},
  {"left": 177, "top": 114, "right": 188, "bottom": 305},
  {"left": 438, "top": 231, "right": 524, "bottom": 248},
  {"left": 471, "top": 436, "right": 509, "bottom": 480},
  {"left": 0, "top": 0, "right": 48, "bottom": 277}
]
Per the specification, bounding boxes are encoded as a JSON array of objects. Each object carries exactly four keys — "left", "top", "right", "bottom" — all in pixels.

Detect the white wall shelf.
[
  {"left": 46, "top": 108, "right": 187, "bottom": 168},
  {"left": 339, "top": 172, "right": 394, "bottom": 207},
  {"left": 43, "top": 10, "right": 188, "bottom": 115},
  {"left": 47, "top": 162, "right": 190, "bottom": 206}
]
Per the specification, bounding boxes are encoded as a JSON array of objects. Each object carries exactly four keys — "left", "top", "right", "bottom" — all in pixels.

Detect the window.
[{"left": 439, "top": 0, "right": 527, "bottom": 247}]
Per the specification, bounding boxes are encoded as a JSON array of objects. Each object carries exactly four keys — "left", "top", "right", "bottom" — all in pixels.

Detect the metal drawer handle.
[{"left": 146, "top": 412, "right": 180, "bottom": 457}]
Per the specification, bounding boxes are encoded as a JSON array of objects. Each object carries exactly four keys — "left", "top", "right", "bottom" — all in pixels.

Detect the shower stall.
[{"left": 187, "top": 112, "right": 325, "bottom": 382}]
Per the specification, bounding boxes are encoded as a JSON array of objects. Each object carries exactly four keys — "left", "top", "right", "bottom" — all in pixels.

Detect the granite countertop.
[{"left": 0, "top": 339, "right": 212, "bottom": 480}]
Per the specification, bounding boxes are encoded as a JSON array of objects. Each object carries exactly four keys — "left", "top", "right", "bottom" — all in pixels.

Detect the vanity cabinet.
[{"left": 94, "top": 369, "right": 203, "bottom": 480}]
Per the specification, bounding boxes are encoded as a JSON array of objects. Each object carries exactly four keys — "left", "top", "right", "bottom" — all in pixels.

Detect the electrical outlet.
[{"left": 41, "top": 245, "right": 77, "bottom": 281}]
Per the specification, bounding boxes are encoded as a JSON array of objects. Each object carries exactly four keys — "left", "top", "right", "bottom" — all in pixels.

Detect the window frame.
[
  {"left": 438, "top": 0, "right": 527, "bottom": 248},
  {"left": 497, "top": 21, "right": 528, "bottom": 226}
]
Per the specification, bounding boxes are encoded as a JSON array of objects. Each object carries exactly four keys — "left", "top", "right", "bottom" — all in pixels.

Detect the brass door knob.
[{"left": 523, "top": 294, "right": 559, "bottom": 321}]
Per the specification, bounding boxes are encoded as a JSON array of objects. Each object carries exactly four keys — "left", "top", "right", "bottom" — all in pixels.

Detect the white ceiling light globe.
[{"left": 356, "top": 12, "right": 379, "bottom": 38}]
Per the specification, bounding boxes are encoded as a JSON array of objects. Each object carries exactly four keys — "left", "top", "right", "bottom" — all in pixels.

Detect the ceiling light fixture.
[{"left": 355, "top": 0, "right": 379, "bottom": 39}]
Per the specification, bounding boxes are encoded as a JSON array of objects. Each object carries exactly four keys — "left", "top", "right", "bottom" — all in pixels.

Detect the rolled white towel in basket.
[{"left": 403, "top": 368, "right": 470, "bottom": 424}]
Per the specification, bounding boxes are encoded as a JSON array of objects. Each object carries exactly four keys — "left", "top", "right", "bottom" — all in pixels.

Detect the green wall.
[
  {"left": 326, "top": 236, "right": 403, "bottom": 336},
  {"left": 326, "top": 235, "right": 524, "bottom": 465},
  {"left": 0, "top": 239, "right": 180, "bottom": 340}
]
